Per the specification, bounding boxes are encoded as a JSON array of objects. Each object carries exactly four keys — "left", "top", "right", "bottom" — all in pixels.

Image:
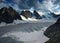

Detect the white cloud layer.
[{"left": 0, "top": 0, "right": 60, "bottom": 15}]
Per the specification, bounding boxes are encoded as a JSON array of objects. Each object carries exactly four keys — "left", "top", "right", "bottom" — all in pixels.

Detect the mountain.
[
  {"left": 33, "top": 10, "right": 42, "bottom": 19},
  {"left": 48, "top": 12, "right": 60, "bottom": 18},
  {"left": 0, "top": 7, "right": 22, "bottom": 23},
  {"left": 42, "top": 12, "right": 60, "bottom": 19},
  {"left": 20, "top": 10, "right": 32, "bottom": 19},
  {"left": 44, "top": 17, "right": 60, "bottom": 38},
  {"left": 0, "top": 7, "right": 59, "bottom": 23},
  {"left": 0, "top": 7, "right": 42, "bottom": 23},
  {"left": 20, "top": 10, "right": 42, "bottom": 20}
]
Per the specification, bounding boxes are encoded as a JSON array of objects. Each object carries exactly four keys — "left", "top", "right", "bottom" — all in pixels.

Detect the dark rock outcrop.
[
  {"left": 42, "top": 12, "right": 60, "bottom": 19},
  {"left": 49, "top": 12, "right": 60, "bottom": 18},
  {"left": 20, "top": 10, "right": 42, "bottom": 19},
  {"left": 33, "top": 10, "right": 42, "bottom": 19},
  {"left": 0, "top": 7, "right": 22, "bottom": 23},
  {"left": 44, "top": 17, "right": 60, "bottom": 38},
  {"left": 8, "top": 7, "right": 22, "bottom": 20},
  {"left": 45, "top": 32, "right": 60, "bottom": 43},
  {"left": 0, "top": 7, "right": 14, "bottom": 23},
  {"left": 49, "top": 13, "right": 57, "bottom": 18},
  {"left": 20, "top": 11, "right": 32, "bottom": 19},
  {"left": 42, "top": 15, "right": 46, "bottom": 18}
]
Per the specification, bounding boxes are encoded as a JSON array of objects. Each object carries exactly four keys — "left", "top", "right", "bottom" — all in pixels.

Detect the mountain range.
[{"left": 0, "top": 7, "right": 60, "bottom": 24}]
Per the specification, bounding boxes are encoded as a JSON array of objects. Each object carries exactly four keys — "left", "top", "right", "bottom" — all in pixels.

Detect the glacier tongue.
[
  {"left": 0, "top": 20, "right": 56, "bottom": 43},
  {"left": 2, "top": 27, "right": 49, "bottom": 43}
]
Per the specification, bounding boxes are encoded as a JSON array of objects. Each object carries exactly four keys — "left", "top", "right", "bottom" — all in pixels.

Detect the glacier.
[{"left": 0, "top": 19, "right": 56, "bottom": 43}]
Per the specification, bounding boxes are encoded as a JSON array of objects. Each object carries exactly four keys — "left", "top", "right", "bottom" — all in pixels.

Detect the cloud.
[
  {"left": 36, "top": 0, "right": 60, "bottom": 14},
  {"left": 0, "top": 0, "right": 60, "bottom": 14}
]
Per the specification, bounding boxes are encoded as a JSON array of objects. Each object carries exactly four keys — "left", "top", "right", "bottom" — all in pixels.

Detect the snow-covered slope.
[
  {"left": 2, "top": 27, "right": 49, "bottom": 43},
  {"left": 0, "top": 20, "right": 56, "bottom": 43}
]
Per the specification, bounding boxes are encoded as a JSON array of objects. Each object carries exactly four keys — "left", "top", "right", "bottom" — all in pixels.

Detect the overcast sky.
[{"left": 0, "top": 0, "right": 60, "bottom": 14}]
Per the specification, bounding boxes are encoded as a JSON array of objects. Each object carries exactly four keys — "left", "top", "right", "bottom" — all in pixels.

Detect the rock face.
[
  {"left": 45, "top": 32, "right": 60, "bottom": 43},
  {"left": 44, "top": 17, "right": 60, "bottom": 38},
  {"left": 20, "top": 11, "right": 32, "bottom": 19},
  {"left": 8, "top": 7, "right": 22, "bottom": 20},
  {"left": 20, "top": 10, "right": 42, "bottom": 19},
  {"left": 42, "top": 12, "right": 60, "bottom": 19},
  {"left": 33, "top": 10, "right": 42, "bottom": 19},
  {"left": 49, "top": 13, "right": 57, "bottom": 17},
  {"left": 0, "top": 7, "right": 22, "bottom": 23}
]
